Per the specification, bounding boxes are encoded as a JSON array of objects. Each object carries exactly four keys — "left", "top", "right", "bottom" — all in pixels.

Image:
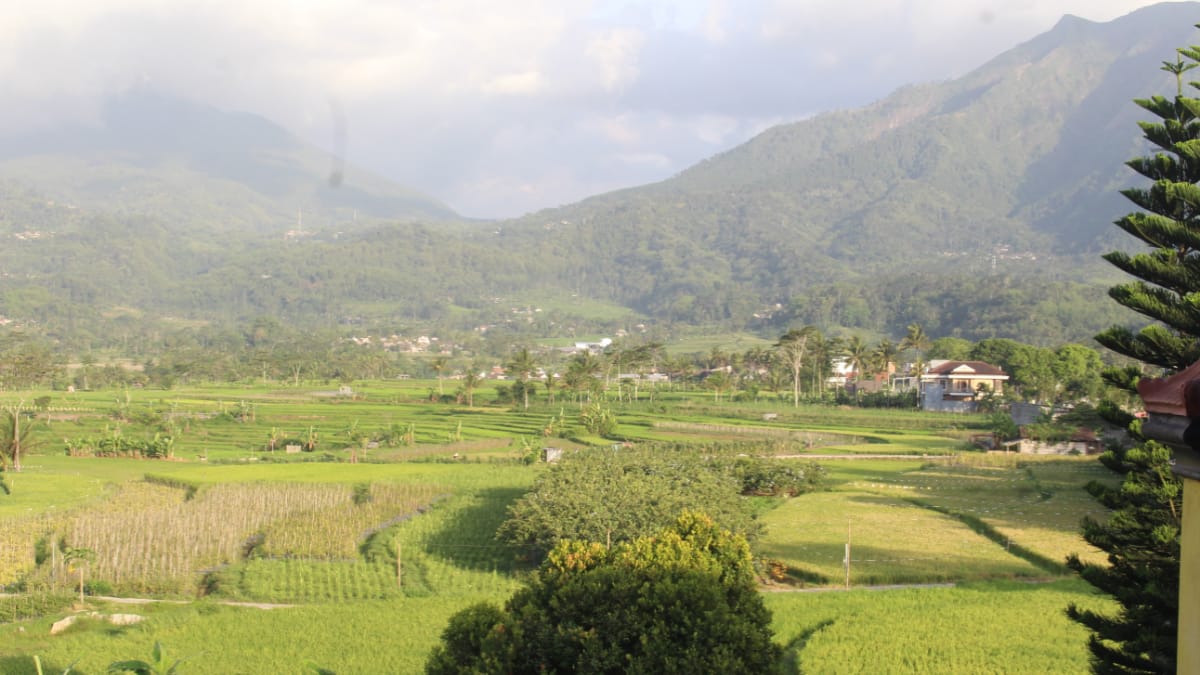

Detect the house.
[{"left": 920, "top": 360, "right": 1009, "bottom": 412}]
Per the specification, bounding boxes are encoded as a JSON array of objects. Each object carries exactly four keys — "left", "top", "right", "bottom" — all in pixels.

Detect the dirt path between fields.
[
  {"left": 775, "top": 454, "right": 953, "bottom": 460},
  {"left": 0, "top": 593, "right": 293, "bottom": 609}
]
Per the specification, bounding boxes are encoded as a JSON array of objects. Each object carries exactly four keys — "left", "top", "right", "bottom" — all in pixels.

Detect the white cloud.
[
  {"left": 483, "top": 71, "right": 546, "bottom": 96},
  {"left": 586, "top": 28, "right": 646, "bottom": 92},
  {"left": 0, "top": 0, "right": 1174, "bottom": 218}
]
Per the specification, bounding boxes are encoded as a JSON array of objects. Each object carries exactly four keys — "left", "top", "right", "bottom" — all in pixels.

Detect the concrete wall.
[
  {"left": 1016, "top": 440, "right": 1091, "bottom": 455},
  {"left": 1181, "top": 479, "right": 1199, "bottom": 675},
  {"left": 921, "top": 383, "right": 976, "bottom": 413}
]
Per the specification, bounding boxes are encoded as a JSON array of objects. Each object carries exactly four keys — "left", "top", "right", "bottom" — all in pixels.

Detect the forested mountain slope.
[{"left": 1, "top": 4, "right": 1196, "bottom": 347}]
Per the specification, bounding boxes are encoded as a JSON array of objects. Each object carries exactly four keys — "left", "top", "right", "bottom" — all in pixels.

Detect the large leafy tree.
[
  {"left": 427, "top": 512, "right": 780, "bottom": 674},
  {"left": 1068, "top": 38, "right": 1200, "bottom": 675}
]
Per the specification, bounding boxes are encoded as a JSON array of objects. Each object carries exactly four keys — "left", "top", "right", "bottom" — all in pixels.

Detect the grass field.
[{"left": 0, "top": 381, "right": 1120, "bottom": 673}]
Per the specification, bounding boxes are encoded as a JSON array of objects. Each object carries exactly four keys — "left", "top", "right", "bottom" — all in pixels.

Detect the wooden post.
[{"left": 844, "top": 519, "right": 851, "bottom": 590}]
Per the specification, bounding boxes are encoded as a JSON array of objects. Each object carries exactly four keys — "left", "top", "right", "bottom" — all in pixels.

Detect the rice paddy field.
[{"left": 0, "top": 381, "right": 1120, "bottom": 673}]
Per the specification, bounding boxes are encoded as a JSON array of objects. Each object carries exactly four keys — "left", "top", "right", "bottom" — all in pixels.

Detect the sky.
[{"left": 0, "top": 0, "right": 1175, "bottom": 219}]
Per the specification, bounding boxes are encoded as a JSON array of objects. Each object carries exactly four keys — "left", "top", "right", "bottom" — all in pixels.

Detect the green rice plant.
[
  {"left": 0, "top": 597, "right": 484, "bottom": 674},
  {"left": 858, "top": 457, "right": 1111, "bottom": 568},
  {"left": 757, "top": 489, "right": 1045, "bottom": 586},
  {"left": 767, "top": 579, "right": 1116, "bottom": 674}
]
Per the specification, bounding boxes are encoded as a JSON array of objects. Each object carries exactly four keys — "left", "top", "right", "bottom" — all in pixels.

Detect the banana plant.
[{"left": 107, "top": 642, "right": 183, "bottom": 674}]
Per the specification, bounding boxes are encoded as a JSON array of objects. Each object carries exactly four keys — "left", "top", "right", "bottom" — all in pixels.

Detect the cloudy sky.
[{"left": 0, "top": 0, "right": 1174, "bottom": 218}]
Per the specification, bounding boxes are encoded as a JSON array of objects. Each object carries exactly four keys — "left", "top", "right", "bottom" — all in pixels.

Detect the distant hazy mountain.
[{"left": 0, "top": 88, "right": 457, "bottom": 233}]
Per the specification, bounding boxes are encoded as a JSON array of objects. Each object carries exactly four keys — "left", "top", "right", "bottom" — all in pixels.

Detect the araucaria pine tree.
[{"left": 1070, "top": 32, "right": 1200, "bottom": 675}]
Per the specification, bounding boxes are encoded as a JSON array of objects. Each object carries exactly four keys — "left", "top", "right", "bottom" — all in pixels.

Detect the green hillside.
[{"left": 1, "top": 4, "right": 1196, "bottom": 346}]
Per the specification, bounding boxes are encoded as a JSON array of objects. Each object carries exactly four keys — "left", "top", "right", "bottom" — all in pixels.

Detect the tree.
[
  {"left": 1054, "top": 344, "right": 1105, "bottom": 402},
  {"left": 1066, "top": 37, "right": 1200, "bottom": 675},
  {"left": 899, "top": 322, "right": 932, "bottom": 355},
  {"left": 62, "top": 546, "right": 95, "bottom": 604},
  {"left": 497, "top": 446, "right": 757, "bottom": 558},
  {"left": 563, "top": 352, "right": 603, "bottom": 405},
  {"left": 705, "top": 370, "right": 731, "bottom": 402},
  {"left": 927, "top": 336, "right": 972, "bottom": 361},
  {"left": 428, "top": 513, "right": 781, "bottom": 674},
  {"left": 506, "top": 346, "right": 537, "bottom": 410},
  {"left": 430, "top": 356, "right": 448, "bottom": 397},
  {"left": 775, "top": 326, "right": 817, "bottom": 407},
  {"left": 459, "top": 369, "right": 482, "bottom": 408},
  {"left": 0, "top": 403, "right": 33, "bottom": 475},
  {"left": 843, "top": 335, "right": 869, "bottom": 382},
  {"left": 874, "top": 338, "right": 899, "bottom": 380}
]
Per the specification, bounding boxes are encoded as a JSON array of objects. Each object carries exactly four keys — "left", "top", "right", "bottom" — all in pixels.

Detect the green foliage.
[
  {"left": 987, "top": 412, "right": 1019, "bottom": 441},
  {"left": 1073, "top": 29, "right": 1200, "bottom": 674},
  {"left": 63, "top": 433, "right": 175, "bottom": 459},
  {"left": 0, "top": 592, "right": 74, "bottom": 623},
  {"left": 496, "top": 445, "right": 762, "bottom": 558},
  {"left": 768, "top": 580, "right": 1113, "bottom": 674},
  {"left": 731, "top": 457, "right": 825, "bottom": 496},
  {"left": 106, "top": 641, "right": 183, "bottom": 675},
  {"left": 578, "top": 402, "right": 617, "bottom": 436},
  {"left": 427, "top": 513, "right": 781, "bottom": 674},
  {"left": 1067, "top": 442, "right": 1182, "bottom": 674},
  {"left": 352, "top": 482, "right": 373, "bottom": 505}
]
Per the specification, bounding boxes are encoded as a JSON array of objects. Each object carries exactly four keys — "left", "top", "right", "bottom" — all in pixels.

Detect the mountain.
[
  {"left": 0, "top": 89, "right": 458, "bottom": 233},
  {"left": 1, "top": 3, "right": 1197, "bottom": 349},
  {"left": 480, "top": 2, "right": 1200, "bottom": 333}
]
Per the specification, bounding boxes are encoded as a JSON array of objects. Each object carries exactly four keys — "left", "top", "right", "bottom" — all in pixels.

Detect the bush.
[
  {"left": 428, "top": 513, "right": 781, "bottom": 674},
  {"left": 497, "top": 446, "right": 757, "bottom": 559},
  {"left": 83, "top": 579, "right": 112, "bottom": 596},
  {"left": 732, "top": 457, "right": 826, "bottom": 496}
]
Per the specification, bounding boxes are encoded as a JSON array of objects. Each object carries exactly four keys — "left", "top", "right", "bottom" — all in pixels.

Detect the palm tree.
[
  {"left": 506, "top": 347, "right": 538, "bottom": 410},
  {"left": 430, "top": 357, "right": 448, "bottom": 397},
  {"left": 899, "top": 323, "right": 932, "bottom": 355},
  {"left": 705, "top": 371, "right": 731, "bottom": 402},
  {"left": 874, "top": 339, "right": 899, "bottom": 385},
  {"left": 460, "top": 369, "right": 483, "bottom": 407},
  {"left": 844, "top": 336, "right": 870, "bottom": 385},
  {"left": 565, "top": 352, "right": 603, "bottom": 405}
]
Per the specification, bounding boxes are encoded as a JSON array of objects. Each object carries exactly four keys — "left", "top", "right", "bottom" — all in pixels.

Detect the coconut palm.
[
  {"left": 564, "top": 352, "right": 603, "bottom": 404},
  {"left": 506, "top": 347, "right": 538, "bottom": 410},
  {"left": 874, "top": 338, "right": 900, "bottom": 384},
  {"left": 430, "top": 357, "right": 449, "bottom": 397},
  {"left": 899, "top": 324, "right": 932, "bottom": 368},
  {"left": 844, "top": 336, "right": 870, "bottom": 382},
  {"left": 460, "top": 369, "right": 483, "bottom": 407}
]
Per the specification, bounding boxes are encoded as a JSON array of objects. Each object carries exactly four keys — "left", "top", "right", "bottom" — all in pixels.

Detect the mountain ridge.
[
  {"left": 1, "top": 3, "right": 1198, "bottom": 348},
  {"left": 0, "top": 88, "right": 459, "bottom": 233}
]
